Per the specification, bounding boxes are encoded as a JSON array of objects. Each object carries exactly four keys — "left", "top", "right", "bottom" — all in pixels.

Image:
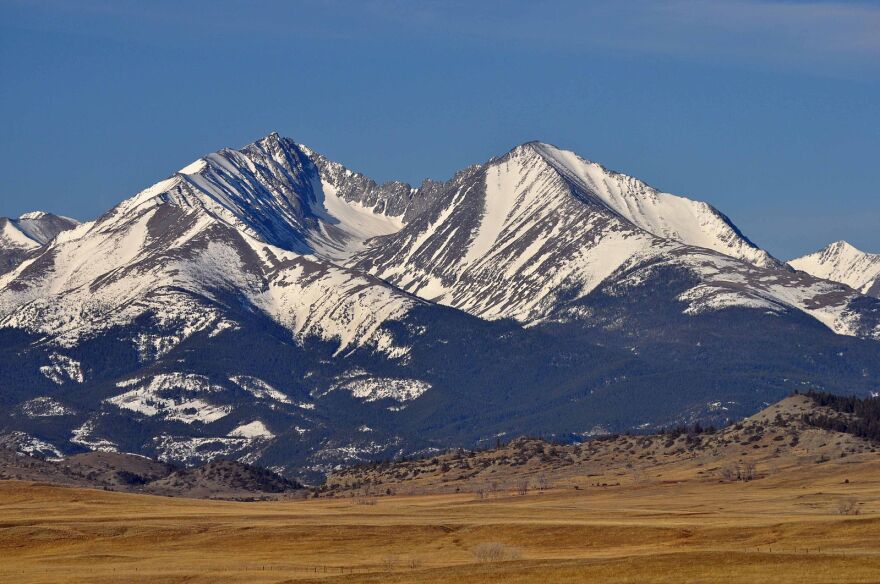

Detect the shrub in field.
[
  {"left": 836, "top": 498, "right": 860, "bottom": 515},
  {"left": 473, "top": 542, "right": 522, "bottom": 562}
]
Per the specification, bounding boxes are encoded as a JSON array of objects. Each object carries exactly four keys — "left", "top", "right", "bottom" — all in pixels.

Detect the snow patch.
[
  {"left": 338, "top": 377, "right": 431, "bottom": 402},
  {"left": 229, "top": 375, "right": 292, "bottom": 404},
  {"left": 39, "top": 354, "right": 84, "bottom": 384},
  {"left": 18, "top": 397, "right": 76, "bottom": 418},
  {"left": 4, "top": 431, "right": 65, "bottom": 461},
  {"left": 228, "top": 420, "right": 275, "bottom": 439},
  {"left": 105, "top": 374, "right": 232, "bottom": 424},
  {"left": 71, "top": 418, "right": 117, "bottom": 452}
]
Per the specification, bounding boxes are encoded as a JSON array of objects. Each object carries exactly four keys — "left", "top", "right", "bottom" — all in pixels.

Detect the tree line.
[{"left": 802, "top": 390, "right": 880, "bottom": 443}]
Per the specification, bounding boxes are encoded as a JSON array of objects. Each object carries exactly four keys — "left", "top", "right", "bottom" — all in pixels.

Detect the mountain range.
[{"left": 1, "top": 133, "right": 878, "bottom": 481}]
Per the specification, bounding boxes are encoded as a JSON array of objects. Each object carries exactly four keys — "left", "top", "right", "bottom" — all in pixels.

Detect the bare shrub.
[
  {"left": 536, "top": 474, "right": 549, "bottom": 490},
  {"left": 719, "top": 462, "right": 755, "bottom": 482},
  {"left": 720, "top": 465, "right": 736, "bottom": 482},
  {"left": 382, "top": 554, "right": 398, "bottom": 571},
  {"left": 837, "top": 498, "right": 860, "bottom": 515},
  {"left": 472, "top": 542, "right": 522, "bottom": 563},
  {"left": 515, "top": 479, "right": 529, "bottom": 495},
  {"left": 630, "top": 466, "right": 647, "bottom": 484},
  {"left": 355, "top": 496, "right": 377, "bottom": 505}
]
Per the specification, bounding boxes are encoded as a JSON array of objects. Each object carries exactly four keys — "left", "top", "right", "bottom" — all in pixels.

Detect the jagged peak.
[
  {"left": 793, "top": 240, "right": 878, "bottom": 264},
  {"left": 788, "top": 240, "right": 880, "bottom": 298},
  {"left": 824, "top": 240, "right": 864, "bottom": 255},
  {"left": 18, "top": 211, "right": 49, "bottom": 221},
  {"left": 482, "top": 140, "right": 776, "bottom": 268}
]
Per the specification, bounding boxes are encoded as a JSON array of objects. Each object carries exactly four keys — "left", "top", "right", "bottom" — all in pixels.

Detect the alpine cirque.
[{"left": 2, "top": 133, "right": 878, "bottom": 480}]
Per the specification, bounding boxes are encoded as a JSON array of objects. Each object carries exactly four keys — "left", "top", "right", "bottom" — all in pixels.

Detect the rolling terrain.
[
  {"left": 0, "top": 447, "right": 301, "bottom": 499},
  {"left": 326, "top": 394, "right": 879, "bottom": 495},
  {"left": 1, "top": 443, "right": 878, "bottom": 583},
  {"left": 2, "top": 393, "right": 879, "bottom": 583}
]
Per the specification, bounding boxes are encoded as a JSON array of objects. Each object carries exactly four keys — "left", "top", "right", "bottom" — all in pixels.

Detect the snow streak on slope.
[
  {"left": 790, "top": 241, "right": 880, "bottom": 298},
  {"left": 229, "top": 376, "right": 292, "bottom": 404},
  {"left": 350, "top": 144, "right": 742, "bottom": 323},
  {"left": 530, "top": 143, "right": 777, "bottom": 268}
]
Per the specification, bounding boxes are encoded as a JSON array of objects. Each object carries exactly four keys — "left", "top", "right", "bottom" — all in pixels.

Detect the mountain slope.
[{"left": 790, "top": 241, "right": 880, "bottom": 298}]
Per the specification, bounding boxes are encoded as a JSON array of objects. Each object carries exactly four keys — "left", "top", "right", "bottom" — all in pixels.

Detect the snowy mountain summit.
[
  {"left": 0, "top": 211, "right": 79, "bottom": 273},
  {"left": 790, "top": 241, "right": 880, "bottom": 298},
  {"left": 1, "top": 133, "right": 879, "bottom": 480}
]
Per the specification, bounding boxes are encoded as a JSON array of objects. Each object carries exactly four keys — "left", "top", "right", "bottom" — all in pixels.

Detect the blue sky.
[{"left": 1, "top": 0, "right": 878, "bottom": 259}]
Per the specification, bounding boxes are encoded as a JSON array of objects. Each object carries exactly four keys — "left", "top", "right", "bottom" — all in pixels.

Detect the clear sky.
[{"left": 2, "top": 1, "right": 878, "bottom": 259}]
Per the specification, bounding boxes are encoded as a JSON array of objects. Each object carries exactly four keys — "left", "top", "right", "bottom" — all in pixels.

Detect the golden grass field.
[{"left": 2, "top": 450, "right": 880, "bottom": 584}]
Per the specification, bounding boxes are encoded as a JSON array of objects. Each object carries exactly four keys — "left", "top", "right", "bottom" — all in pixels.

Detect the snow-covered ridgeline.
[
  {"left": 530, "top": 143, "right": 778, "bottom": 268},
  {"left": 790, "top": 241, "right": 880, "bottom": 298},
  {"left": 0, "top": 212, "right": 79, "bottom": 250}
]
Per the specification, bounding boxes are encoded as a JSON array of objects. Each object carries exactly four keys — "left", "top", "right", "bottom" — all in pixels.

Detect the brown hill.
[
  {"left": 0, "top": 448, "right": 301, "bottom": 499},
  {"left": 324, "top": 394, "right": 879, "bottom": 496},
  {"left": 145, "top": 459, "right": 301, "bottom": 499}
]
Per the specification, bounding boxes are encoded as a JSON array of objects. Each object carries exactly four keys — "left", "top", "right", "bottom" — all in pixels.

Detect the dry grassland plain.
[{"left": 1, "top": 453, "right": 879, "bottom": 584}]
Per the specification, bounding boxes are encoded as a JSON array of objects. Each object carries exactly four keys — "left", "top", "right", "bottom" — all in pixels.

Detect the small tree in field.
[
  {"left": 536, "top": 474, "right": 549, "bottom": 490},
  {"left": 473, "top": 542, "right": 521, "bottom": 562},
  {"left": 837, "top": 498, "right": 860, "bottom": 515}
]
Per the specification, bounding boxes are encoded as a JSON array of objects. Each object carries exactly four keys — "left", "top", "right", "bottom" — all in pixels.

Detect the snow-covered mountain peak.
[
  {"left": 93, "top": 134, "right": 409, "bottom": 260},
  {"left": 790, "top": 240, "right": 880, "bottom": 298},
  {"left": 18, "top": 211, "right": 49, "bottom": 220},
  {"left": 517, "top": 142, "right": 777, "bottom": 268},
  {"left": 824, "top": 240, "right": 862, "bottom": 256},
  {"left": 0, "top": 212, "right": 80, "bottom": 250}
]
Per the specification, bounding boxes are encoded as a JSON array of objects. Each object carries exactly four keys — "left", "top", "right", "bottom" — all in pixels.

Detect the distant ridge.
[{"left": 790, "top": 241, "right": 880, "bottom": 298}]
